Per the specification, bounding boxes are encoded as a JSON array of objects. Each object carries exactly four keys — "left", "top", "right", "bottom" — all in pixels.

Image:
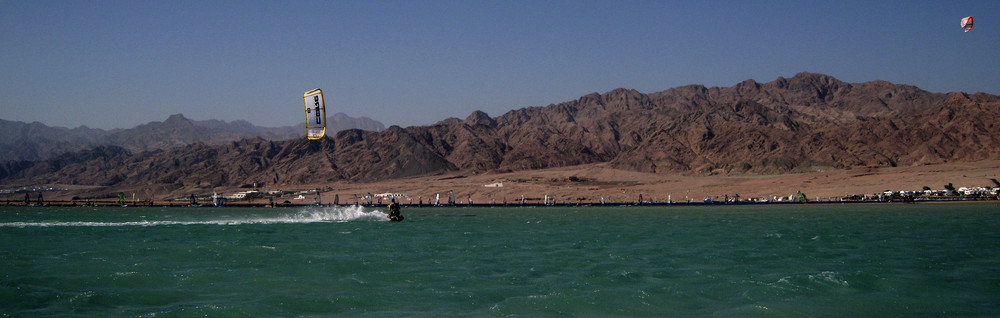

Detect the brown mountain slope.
[{"left": 2, "top": 73, "right": 998, "bottom": 199}]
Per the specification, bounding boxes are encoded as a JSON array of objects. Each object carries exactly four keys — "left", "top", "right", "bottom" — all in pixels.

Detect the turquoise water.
[{"left": 1, "top": 204, "right": 998, "bottom": 317}]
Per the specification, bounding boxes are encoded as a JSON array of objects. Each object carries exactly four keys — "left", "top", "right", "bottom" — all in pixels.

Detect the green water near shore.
[{"left": 1, "top": 204, "right": 998, "bottom": 317}]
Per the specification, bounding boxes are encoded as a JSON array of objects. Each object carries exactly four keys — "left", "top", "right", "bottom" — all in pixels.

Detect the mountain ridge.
[
  {"left": 3, "top": 73, "right": 998, "bottom": 199},
  {"left": 0, "top": 113, "right": 385, "bottom": 162}
]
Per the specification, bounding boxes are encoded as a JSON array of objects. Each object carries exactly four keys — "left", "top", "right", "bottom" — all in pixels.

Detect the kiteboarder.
[{"left": 387, "top": 198, "right": 403, "bottom": 222}]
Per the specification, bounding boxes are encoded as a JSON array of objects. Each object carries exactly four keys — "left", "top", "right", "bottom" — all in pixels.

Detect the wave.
[{"left": 0, "top": 205, "right": 389, "bottom": 228}]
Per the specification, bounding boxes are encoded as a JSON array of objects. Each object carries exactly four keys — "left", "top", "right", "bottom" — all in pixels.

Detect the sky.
[{"left": 1, "top": 0, "right": 997, "bottom": 130}]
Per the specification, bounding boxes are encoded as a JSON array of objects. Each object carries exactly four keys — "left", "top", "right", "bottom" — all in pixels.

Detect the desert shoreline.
[
  {"left": 3, "top": 197, "right": 999, "bottom": 208},
  {"left": 5, "top": 160, "right": 999, "bottom": 207}
]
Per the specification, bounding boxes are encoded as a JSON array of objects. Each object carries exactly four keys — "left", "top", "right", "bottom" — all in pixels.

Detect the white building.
[{"left": 227, "top": 190, "right": 260, "bottom": 200}]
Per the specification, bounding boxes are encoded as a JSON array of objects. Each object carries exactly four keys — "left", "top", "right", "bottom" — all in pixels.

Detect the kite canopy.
[
  {"left": 303, "top": 88, "right": 326, "bottom": 140},
  {"left": 961, "top": 16, "right": 974, "bottom": 32}
]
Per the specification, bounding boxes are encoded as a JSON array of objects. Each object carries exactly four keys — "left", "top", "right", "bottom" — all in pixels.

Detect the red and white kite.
[{"left": 961, "top": 16, "right": 974, "bottom": 33}]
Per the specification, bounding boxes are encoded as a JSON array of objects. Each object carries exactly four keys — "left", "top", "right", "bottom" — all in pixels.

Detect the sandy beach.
[
  {"left": 309, "top": 160, "right": 1000, "bottom": 205},
  {"left": 5, "top": 160, "right": 998, "bottom": 205}
]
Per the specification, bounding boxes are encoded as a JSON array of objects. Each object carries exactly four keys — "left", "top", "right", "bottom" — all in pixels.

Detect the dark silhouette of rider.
[{"left": 387, "top": 198, "right": 402, "bottom": 221}]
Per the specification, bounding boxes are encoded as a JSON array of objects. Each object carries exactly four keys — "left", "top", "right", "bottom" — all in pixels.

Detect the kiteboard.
[{"left": 389, "top": 215, "right": 404, "bottom": 222}]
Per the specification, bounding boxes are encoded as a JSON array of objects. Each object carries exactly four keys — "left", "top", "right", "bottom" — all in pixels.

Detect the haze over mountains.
[
  {"left": 2, "top": 72, "right": 999, "bottom": 197},
  {"left": 0, "top": 113, "right": 385, "bottom": 162}
]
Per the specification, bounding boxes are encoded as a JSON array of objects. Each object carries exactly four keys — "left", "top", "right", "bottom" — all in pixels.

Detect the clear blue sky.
[{"left": 2, "top": 0, "right": 996, "bottom": 130}]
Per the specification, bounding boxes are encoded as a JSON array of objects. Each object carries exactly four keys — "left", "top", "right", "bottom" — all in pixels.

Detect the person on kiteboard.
[{"left": 387, "top": 198, "right": 403, "bottom": 221}]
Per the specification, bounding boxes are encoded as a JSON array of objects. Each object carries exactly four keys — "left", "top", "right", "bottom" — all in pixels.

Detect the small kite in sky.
[{"left": 961, "top": 16, "right": 974, "bottom": 33}]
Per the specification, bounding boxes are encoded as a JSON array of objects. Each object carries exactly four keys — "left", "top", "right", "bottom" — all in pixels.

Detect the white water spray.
[{"left": 0, "top": 205, "right": 390, "bottom": 228}]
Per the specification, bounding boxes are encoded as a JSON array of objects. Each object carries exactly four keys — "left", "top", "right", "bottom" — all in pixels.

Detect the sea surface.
[{"left": 1, "top": 203, "right": 998, "bottom": 317}]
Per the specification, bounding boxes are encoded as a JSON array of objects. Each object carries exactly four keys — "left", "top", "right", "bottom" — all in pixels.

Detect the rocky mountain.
[
  {"left": 190, "top": 112, "right": 385, "bottom": 140},
  {"left": 0, "top": 119, "right": 114, "bottom": 162},
  {"left": 3, "top": 73, "right": 999, "bottom": 194},
  {"left": 0, "top": 113, "right": 385, "bottom": 162}
]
